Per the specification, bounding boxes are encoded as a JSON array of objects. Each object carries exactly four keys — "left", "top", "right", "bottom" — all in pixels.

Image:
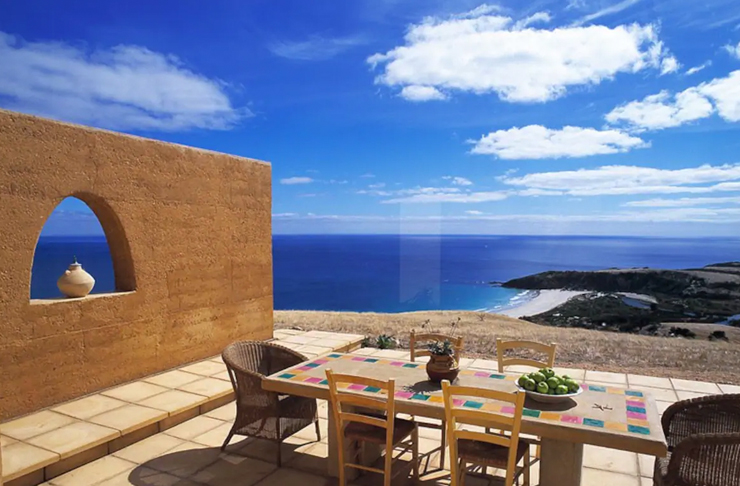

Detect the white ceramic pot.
[{"left": 57, "top": 261, "right": 95, "bottom": 298}]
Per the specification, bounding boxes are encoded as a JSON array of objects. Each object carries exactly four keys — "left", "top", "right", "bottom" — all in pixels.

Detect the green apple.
[
  {"left": 536, "top": 382, "right": 549, "bottom": 394},
  {"left": 546, "top": 377, "right": 561, "bottom": 389},
  {"left": 518, "top": 375, "right": 529, "bottom": 387},
  {"left": 541, "top": 368, "right": 555, "bottom": 379},
  {"left": 562, "top": 375, "right": 571, "bottom": 381},
  {"left": 556, "top": 385, "right": 569, "bottom": 395},
  {"left": 524, "top": 378, "right": 537, "bottom": 391},
  {"left": 547, "top": 388, "right": 556, "bottom": 395},
  {"left": 565, "top": 380, "right": 580, "bottom": 393},
  {"left": 531, "top": 372, "right": 546, "bottom": 384}
]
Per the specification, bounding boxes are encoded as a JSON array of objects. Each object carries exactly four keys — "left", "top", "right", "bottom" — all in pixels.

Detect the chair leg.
[
  {"left": 412, "top": 426, "right": 420, "bottom": 480},
  {"left": 276, "top": 439, "right": 282, "bottom": 468},
  {"left": 440, "top": 420, "right": 447, "bottom": 469},
  {"left": 220, "top": 427, "right": 236, "bottom": 451},
  {"left": 315, "top": 417, "right": 321, "bottom": 441},
  {"left": 459, "top": 459, "right": 466, "bottom": 486},
  {"left": 523, "top": 448, "right": 531, "bottom": 486}
]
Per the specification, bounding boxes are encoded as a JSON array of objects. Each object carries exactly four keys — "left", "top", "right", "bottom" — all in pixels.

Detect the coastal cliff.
[{"left": 501, "top": 262, "right": 740, "bottom": 331}]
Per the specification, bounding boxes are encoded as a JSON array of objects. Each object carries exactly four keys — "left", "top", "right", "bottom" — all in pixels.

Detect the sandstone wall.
[{"left": 0, "top": 110, "right": 273, "bottom": 420}]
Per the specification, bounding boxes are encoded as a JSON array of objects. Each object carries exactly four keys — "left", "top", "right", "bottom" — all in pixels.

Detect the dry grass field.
[{"left": 275, "top": 310, "right": 740, "bottom": 385}]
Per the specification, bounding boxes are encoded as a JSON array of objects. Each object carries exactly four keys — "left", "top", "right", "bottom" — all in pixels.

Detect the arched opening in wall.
[{"left": 30, "top": 194, "right": 136, "bottom": 299}]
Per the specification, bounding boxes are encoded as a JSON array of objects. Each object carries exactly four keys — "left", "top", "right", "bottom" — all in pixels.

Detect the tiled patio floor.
[{"left": 3, "top": 329, "right": 738, "bottom": 486}]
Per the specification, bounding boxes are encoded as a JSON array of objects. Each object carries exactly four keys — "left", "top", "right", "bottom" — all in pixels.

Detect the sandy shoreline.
[{"left": 497, "top": 290, "right": 587, "bottom": 318}]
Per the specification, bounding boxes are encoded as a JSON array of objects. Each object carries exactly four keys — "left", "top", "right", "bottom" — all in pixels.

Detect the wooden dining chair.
[
  {"left": 326, "top": 369, "right": 419, "bottom": 486},
  {"left": 442, "top": 380, "right": 530, "bottom": 486},
  {"left": 496, "top": 339, "right": 557, "bottom": 373},
  {"left": 409, "top": 330, "right": 464, "bottom": 468}
]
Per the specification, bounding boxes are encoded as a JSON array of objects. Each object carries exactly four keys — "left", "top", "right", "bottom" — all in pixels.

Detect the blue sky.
[{"left": 4, "top": 0, "right": 740, "bottom": 236}]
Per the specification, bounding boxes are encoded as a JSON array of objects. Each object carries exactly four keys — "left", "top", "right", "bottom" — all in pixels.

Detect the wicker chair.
[
  {"left": 221, "top": 341, "right": 321, "bottom": 466},
  {"left": 654, "top": 394, "right": 740, "bottom": 486}
]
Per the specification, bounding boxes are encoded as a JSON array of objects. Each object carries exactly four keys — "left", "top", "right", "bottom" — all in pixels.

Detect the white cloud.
[
  {"left": 572, "top": 0, "right": 642, "bottom": 26},
  {"left": 624, "top": 196, "right": 740, "bottom": 207},
  {"left": 660, "top": 56, "right": 681, "bottom": 75},
  {"left": 724, "top": 42, "right": 740, "bottom": 60},
  {"left": 605, "top": 88, "right": 714, "bottom": 130},
  {"left": 443, "top": 176, "right": 473, "bottom": 186},
  {"left": 360, "top": 173, "right": 376, "bottom": 178},
  {"left": 280, "top": 177, "right": 314, "bottom": 185},
  {"left": 699, "top": 70, "right": 740, "bottom": 121},
  {"left": 605, "top": 70, "right": 740, "bottom": 130},
  {"left": 367, "top": 7, "right": 674, "bottom": 103},
  {"left": 382, "top": 190, "right": 508, "bottom": 204},
  {"left": 269, "top": 35, "right": 365, "bottom": 61},
  {"left": 273, "top": 213, "right": 298, "bottom": 218},
  {"left": 465, "top": 210, "right": 485, "bottom": 215},
  {"left": 686, "top": 61, "right": 711, "bottom": 75},
  {"left": 0, "top": 32, "right": 245, "bottom": 131},
  {"left": 400, "top": 85, "right": 448, "bottom": 101},
  {"left": 502, "top": 163, "right": 740, "bottom": 196},
  {"left": 470, "top": 125, "right": 647, "bottom": 159},
  {"left": 368, "top": 183, "right": 386, "bottom": 189}
]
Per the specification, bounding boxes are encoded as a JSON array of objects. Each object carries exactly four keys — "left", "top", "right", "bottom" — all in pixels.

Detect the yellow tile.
[
  {"left": 605, "top": 421, "right": 628, "bottom": 432},
  {"left": 138, "top": 390, "right": 207, "bottom": 415},
  {"left": 427, "top": 396, "right": 444, "bottom": 403},
  {"left": 540, "top": 412, "right": 561, "bottom": 421},
  {"left": 163, "top": 416, "right": 224, "bottom": 440},
  {"left": 191, "top": 422, "right": 234, "bottom": 448},
  {"left": 204, "top": 404, "right": 236, "bottom": 422},
  {"left": 112, "top": 434, "right": 184, "bottom": 464},
  {"left": 53, "top": 394, "right": 127, "bottom": 420},
  {"left": 27, "top": 421, "right": 119, "bottom": 459},
  {"left": 627, "top": 418, "right": 649, "bottom": 427},
  {"left": 482, "top": 403, "right": 502, "bottom": 412},
  {"left": 1, "top": 410, "right": 77, "bottom": 441},
  {"left": 88, "top": 404, "right": 167, "bottom": 435},
  {"left": 101, "top": 382, "right": 168, "bottom": 403},
  {"left": 1, "top": 442, "right": 59, "bottom": 481}
]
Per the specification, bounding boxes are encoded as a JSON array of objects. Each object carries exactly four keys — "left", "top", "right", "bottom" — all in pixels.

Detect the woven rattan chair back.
[{"left": 496, "top": 339, "right": 556, "bottom": 373}]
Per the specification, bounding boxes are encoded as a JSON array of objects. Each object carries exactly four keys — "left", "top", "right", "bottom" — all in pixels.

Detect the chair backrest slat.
[
  {"left": 496, "top": 339, "right": 556, "bottom": 373},
  {"left": 443, "top": 380, "right": 526, "bottom": 486},
  {"left": 410, "top": 330, "right": 464, "bottom": 362}
]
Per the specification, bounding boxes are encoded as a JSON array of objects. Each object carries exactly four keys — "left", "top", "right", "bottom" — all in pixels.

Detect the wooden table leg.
[
  {"left": 539, "top": 438, "right": 583, "bottom": 486},
  {"left": 326, "top": 404, "right": 382, "bottom": 479}
]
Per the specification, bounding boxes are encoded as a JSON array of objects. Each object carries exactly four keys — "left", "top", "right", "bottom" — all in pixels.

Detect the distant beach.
[{"left": 497, "top": 290, "right": 587, "bottom": 318}]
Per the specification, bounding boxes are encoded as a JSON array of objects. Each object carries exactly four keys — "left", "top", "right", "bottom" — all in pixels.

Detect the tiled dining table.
[{"left": 263, "top": 352, "right": 667, "bottom": 486}]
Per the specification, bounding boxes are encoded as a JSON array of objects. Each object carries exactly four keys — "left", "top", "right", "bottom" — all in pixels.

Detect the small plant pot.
[
  {"left": 57, "top": 262, "right": 95, "bottom": 298},
  {"left": 426, "top": 354, "right": 460, "bottom": 383}
]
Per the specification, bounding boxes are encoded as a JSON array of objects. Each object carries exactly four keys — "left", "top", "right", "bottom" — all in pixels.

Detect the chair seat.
[
  {"left": 458, "top": 438, "right": 529, "bottom": 467},
  {"left": 344, "top": 417, "right": 416, "bottom": 445}
]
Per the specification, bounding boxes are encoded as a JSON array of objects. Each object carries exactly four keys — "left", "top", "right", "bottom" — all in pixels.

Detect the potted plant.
[{"left": 420, "top": 318, "right": 462, "bottom": 383}]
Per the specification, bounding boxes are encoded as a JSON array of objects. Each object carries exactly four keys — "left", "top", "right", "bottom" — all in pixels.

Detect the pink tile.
[
  {"left": 501, "top": 406, "right": 515, "bottom": 414},
  {"left": 348, "top": 384, "right": 366, "bottom": 390},
  {"left": 395, "top": 391, "right": 414, "bottom": 399},
  {"left": 352, "top": 357, "right": 367, "bottom": 362},
  {"left": 313, "top": 359, "right": 329, "bottom": 365},
  {"left": 296, "top": 366, "right": 313, "bottom": 372},
  {"left": 305, "top": 377, "right": 323, "bottom": 384},
  {"left": 474, "top": 372, "right": 490, "bottom": 377},
  {"left": 561, "top": 415, "right": 582, "bottom": 424},
  {"left": 390, "top": 361, "right": 404, "bottom": 366},
  {"left": 626, "top": 400, "right": 645, "bottom": 408},
  {"left": 452, "top": 399, "right": 465, "bottom": 407},
  {"left": 627, "top": 411, "right": 647, "bottom": 420}
]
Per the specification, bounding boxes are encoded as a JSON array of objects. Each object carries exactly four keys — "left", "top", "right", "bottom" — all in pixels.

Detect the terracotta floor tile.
[
  {"left": 627, "top": 374, "right": 673, "bottom": 390},
  {"left": 582, "top": 467, "right": 641, "bottom": 486},
  {"left": 103, "top": 466, "right": 204, "bottom": 486},
  {"left": 2, "top": 441, "right": 59, "bottom": 481},
  {"left": 203, "top": 404, "right": 236, "bottom": 422},
  {"left": 584, "top": 445, "right": 639, "bottom": 475},
  {"left": 281, "top": 335, "right": 319, "bottom": 345},
  {"left": 295, "top": 345, "right": 333, "bottom": 356},
  {"left": 553, "top": 367, "right": 587, "bottom": 381},
  {"left": 89, "top": 404, "right": 167, "bottom": 435},
  {"left": 469, "top": 358, "right": 498, "bottom": 371},
  {"left": 670, "top": 379, "right": 721, "bottom": 394},
  {"left": 144, "top": 441, "right": 222, "bottom": 478},
  {"left": 52, "top": 394, "right": 128, "bottom": 421},
  {"left": 163, "top": 416, "right": 224, "bottom": 441},
  {"left": 1, "top": 434, "right": 17, "bottom": 447},
  {"left": 1, "top": 410, "right": 77, "bottom": 441},
  {"left": 349, "top": 348, "right": 379, "bottom": 356},
  {"left": 101, "top": 382, "right": 169, "bottom": 403},
  {"left": 638, "top": 454, "right": 655, "bottom": 477},
  {"left": 178, "top": 378, "right": 233, "bottom": 399},
  {"left": 585, "top": 370, "right": 628, "bottom": 385},
  {"left": 256, "top": 468, "right": 332, "bottom": 486},
  {"left": 137, "top": 390, "right": 206, "bottom": 415},
  {"left": 27, "top": 421, "right": 119, "bottom": 459},
  {"left": 143, "top": 370, "right": 202, "bottom": 389},
  {"left": 677, "top": 390, "right": 712, "bottom": 400},
  {"left": 113, "top": 434, "right": 185, "bottom": 464},
  {"left": 47, "top": 455, "right": 135, "bottom": 486},
  {"left": 191, "top": 422, "right": 234, "bottom": 448},
  {"left": 369, "top": 349, "right": 409, "bottom": 359},
  {"left": 630, "top": 386, "right": 678, "bottom": 403},
  {"left": 179, "top": 360, "right": 226, "bottom": 377},
  {"left": 190, "top": 455, "right": 276, "bottom": 486}
]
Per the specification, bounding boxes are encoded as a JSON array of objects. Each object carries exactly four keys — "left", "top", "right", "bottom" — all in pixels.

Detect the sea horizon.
[{"left": 31, "top": 234, "right": 740, "bottom": 313}]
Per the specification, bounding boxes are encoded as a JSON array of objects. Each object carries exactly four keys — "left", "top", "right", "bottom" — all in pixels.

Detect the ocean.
[{"left": 31, "top": 234, "right": 740, "bottom": 312}]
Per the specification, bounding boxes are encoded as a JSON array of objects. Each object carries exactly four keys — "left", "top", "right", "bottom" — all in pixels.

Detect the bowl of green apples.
[{"left": 515, "top": 368, "right": 582, "bottom": 403}]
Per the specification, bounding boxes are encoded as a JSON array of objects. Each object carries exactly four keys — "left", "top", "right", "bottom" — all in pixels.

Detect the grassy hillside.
[{"left": 275, "top": 310, "right": 740, "bottom": 385}]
